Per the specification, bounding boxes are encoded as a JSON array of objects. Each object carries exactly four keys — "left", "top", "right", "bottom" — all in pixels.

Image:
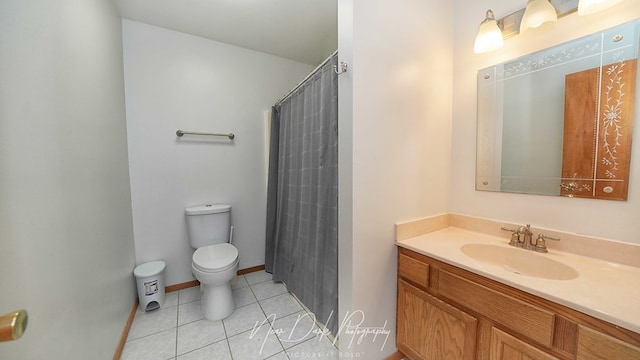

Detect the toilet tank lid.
[{"left": 185, "top": 204, "right": 231, "bottom": 215}]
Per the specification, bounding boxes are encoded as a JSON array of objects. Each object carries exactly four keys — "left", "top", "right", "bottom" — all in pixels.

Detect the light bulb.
[
  {"left": 474, "top": 10, "right": 504, "bottom": 54},
  {"left": 520, "top": 0, "right": 558, "bottom": 33}
]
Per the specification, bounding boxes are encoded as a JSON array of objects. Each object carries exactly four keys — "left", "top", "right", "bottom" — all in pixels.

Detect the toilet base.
[
  {"left": 191, "top": 252, "right": 239, "bottom": 321},
  {"left": 201, "top": 282, "right": 235, "bottom": 321}
]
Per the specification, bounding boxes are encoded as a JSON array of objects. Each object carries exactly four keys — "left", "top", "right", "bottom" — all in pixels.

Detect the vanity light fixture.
[
  {"left": 474, "top": 0, "right": 626, "bottom": 53},
  {"left": 578, "top": 0, "right": 624, "bottom": 15},
  {"left": 474, "top": 10, "right": 504, "bottom": 54},
  {"left": 520, "top": 0, "right": 558, "bottom": 32}
]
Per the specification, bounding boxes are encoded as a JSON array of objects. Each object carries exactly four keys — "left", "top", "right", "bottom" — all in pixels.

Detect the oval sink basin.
[{"left": 460, "top": 243, "right": 579, "bottom": 280}]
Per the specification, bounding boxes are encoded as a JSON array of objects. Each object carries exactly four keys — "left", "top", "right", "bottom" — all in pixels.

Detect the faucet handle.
[
  {"left": 540, "top": 233, "right": 561, "bottom": 241},
  {"left": 501, "top": 227, "right": 520, "bottom": 246},
  {"left": 534, "top": 233, "right": 561, "bottom": 253}
]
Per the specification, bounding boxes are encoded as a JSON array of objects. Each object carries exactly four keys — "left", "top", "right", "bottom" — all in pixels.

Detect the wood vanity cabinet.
[
  {"left": 397, "top": 279, "right": 477, "bottom": 359},
  {"left": 396, "top": 247, "right": 640, "bottom": 360}
]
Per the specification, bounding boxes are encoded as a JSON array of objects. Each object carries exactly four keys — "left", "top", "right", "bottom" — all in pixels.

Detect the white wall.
[
  {"left": 451, "top": 0, "right": 640, "bottom": 242},
  {"left": 338, "top": 0, "right": 454, "bottom": 356},
  {"left": 122, "top": 20, "right": 315, "bottom": 286},
  {"left": 0, "top": 0, "right": 136, "bottom": 359}
]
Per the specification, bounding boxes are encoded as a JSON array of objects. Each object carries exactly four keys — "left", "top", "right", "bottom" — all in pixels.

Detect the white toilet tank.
[{"left": 185, "top": 204, "right": 231, "bottom": 248}]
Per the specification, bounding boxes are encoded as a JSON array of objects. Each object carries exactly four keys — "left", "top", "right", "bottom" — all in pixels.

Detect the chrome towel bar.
[{"left": 176, "top": 130, "right": 235, "bottom": 140}]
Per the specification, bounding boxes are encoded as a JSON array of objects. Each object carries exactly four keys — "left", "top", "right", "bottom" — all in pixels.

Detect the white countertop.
[{"left": 396, "top": 227, "right": 640, "bottom": 333}]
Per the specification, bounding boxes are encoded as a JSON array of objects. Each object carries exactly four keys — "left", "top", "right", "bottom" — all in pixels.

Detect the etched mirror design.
[{"left": 476, "top": 20, "right": 639, "bottom": 200}]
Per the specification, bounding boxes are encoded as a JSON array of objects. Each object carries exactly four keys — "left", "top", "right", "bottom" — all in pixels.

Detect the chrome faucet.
[
  {"left": 500, "top": 224, "right": 560, "bottom": 253},
  {"left": 519, "top": 224, "right": 534, "bottom": 249}
]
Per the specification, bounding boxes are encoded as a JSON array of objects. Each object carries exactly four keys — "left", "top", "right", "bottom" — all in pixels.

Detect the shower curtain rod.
[{"left": 274, "top": 50, "right": 339, "bottom": 106}]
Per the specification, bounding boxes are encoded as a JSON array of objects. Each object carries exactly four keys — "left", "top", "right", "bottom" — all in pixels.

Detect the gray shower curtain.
[{"left": 265, "top": 54, "right": 338, "bottom": 334}]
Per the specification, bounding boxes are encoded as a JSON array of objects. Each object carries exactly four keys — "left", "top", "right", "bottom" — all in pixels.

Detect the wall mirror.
[{"left": 476, "top": 19, "right": 639, "bottom": 200}]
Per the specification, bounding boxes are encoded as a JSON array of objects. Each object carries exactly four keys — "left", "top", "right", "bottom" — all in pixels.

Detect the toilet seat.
[{"left": 193, "top": 243, "right": 238, "bottom": 273}]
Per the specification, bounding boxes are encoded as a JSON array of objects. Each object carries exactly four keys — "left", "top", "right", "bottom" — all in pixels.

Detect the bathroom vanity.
[{"left": 395, "top": 226, "right": 640, "bottom": 360}]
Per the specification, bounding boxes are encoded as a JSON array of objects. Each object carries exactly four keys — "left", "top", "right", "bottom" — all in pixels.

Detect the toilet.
[{"left": 185, "top": 204, "right": 239, "bottom": 320}]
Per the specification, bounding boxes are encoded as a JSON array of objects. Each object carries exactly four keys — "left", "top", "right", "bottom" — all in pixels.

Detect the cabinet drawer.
[
  {"left": 577, "top": 325, "right": 640, "bottom": 360},
  {"left": 438, "top": 270, "right": 555, "bottom": 347},
  {"left": 398, "top": 253, "right": 429, "bottom": 288}
]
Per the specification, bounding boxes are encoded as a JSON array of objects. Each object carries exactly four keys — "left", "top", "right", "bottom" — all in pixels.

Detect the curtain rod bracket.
[
  {"left": 275, "top": 51, "right": 339, "bottom": 106},
  {"left": 334, "top": 62, "right": 348, "bottom": 75}
]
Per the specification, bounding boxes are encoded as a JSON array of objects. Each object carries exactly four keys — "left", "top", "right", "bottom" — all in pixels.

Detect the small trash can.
[{"left": 134, "top": 261, "right": 166, "bottom": 312}]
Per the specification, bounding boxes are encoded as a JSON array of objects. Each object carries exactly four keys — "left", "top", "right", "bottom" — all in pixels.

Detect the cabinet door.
[
  {"left": 397, "top": 280, "right": 477, "bottom": 360},
  {"left": 490, "top": 327, "right": 559, "bottom": 360}
]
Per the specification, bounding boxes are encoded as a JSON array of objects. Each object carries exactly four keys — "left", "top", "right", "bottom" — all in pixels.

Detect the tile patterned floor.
[{"left": 122, "top": 271, "right": 338, "bottom": 360}]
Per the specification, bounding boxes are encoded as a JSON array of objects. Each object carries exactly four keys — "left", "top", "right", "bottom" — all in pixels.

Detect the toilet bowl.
[
  {"left": 185, "top": 203, "right": 239, "bottom": 321},
  {"left": 191, "top": 243, "right": 239, "bottom": 320}
]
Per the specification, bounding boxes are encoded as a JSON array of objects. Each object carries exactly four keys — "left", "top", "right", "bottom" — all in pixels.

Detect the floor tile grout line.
[
  {"left": 251, "top": 281, "right": 291, "bottom": 302},
  {"left": 249, "top": 280, "right": 292, "bottom": 356},
  {"left": 122, "top": 326, "right": 178, "bottom": 345},
  {"left": 288, "top": 291, "right": 339, "bottom": 349},
  {"left": 229, "top": 325, "right": 290, "bottom": 358},
  {"left": 220, "top": 309, "right": 235, "bottom": 360},
  {"left": 244, "top": 270, "right": 276, "bottom": 287},
  {"left": 250, "top": 282, "right": 290, "bottom": 303},
  {"left": 176, "top": 291, "right": 227, "bottom": 359},
  {"left": 232, "top": 274, "right": 249, "bottom": 291},
  {"left": 253, "top": 285, "right": 317, "bottom": 352},
  {"left": 259, "top": 294, "right": 307, "bottom": 326},
  {"left": 126, "top": 305, "right": 181, "bottom": 343},
  {"left": 232, "top": 283, "right": 258, "bottom": 307},
  {"left": 174, "top": 337, "right": 229, "bottom": 359}
]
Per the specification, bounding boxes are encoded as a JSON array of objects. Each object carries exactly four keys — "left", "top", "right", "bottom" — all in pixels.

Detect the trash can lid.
[{"left": 134, "top": 261, "right": 166, "bottom": 278}]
